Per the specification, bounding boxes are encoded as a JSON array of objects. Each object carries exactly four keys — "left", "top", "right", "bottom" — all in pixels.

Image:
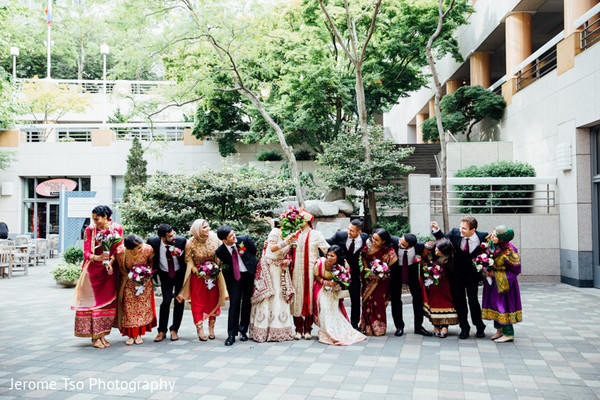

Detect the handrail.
[
  {"left": 16, "top": 122, "right": 194, "bottom": 129},
  {"left": 573, "top": 2, "right": 600, "bottom": 28},
  {"left": 15, "top": 78, "right": 175, "bottom": 86},
  {"left": 511, "top": 31, "right": 564, "bottom": 76},
  {"left": 430, "top": 177, "right": 556, "bottom": 185},
  {"left": 488, "top": 75, "right": 507, "bottom": 92}
]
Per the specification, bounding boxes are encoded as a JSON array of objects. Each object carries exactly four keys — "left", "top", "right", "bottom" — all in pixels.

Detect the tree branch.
[
  {"left": 146, "top": 96, "right": 203, "bottom": 118},
  {"left": 318, "top": 0, "right": 356, "bottom": 64},
  {"left": 358, "top": 0, "right": 383, "bottom": 64}
]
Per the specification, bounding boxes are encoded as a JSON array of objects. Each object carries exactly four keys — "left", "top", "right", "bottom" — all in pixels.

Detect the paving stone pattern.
[{"left": 1, "top": 258, "right": 599, "bottom": 399}]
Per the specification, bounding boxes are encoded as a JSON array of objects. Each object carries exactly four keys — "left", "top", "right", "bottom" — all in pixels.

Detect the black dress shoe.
[
  {"left": 459, "top": 330, "right": 470, "bottom": 340},
  {"left": 394, "top": 328, "right": 404, "bottom": 337},
  {"left": 414, "top": 327, "right": 433, "bottom": 337},
  {"left": 225, "top": 335, "right": 235, "bottom": 346},
  {"left": 239, "top": 332, "right": 248, "bottom": 341},
  {"left": 476, "top": 328, "right": 485, "bottom": 338}
]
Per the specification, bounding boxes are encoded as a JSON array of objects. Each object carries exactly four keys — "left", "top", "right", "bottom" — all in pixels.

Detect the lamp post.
[
  {"left": 100, "top": 44, "right": 109, "bottom": 126},
  {"left": 10, "top": 47, "right": 19, "bottom": 80}
]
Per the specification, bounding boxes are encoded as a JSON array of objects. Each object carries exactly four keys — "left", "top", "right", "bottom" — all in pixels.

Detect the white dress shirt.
[
  {"left": 227, "top": 244, "right": 248, "bottom": 272},
  {"left": 398, "top": 246, "right": 416, "bottom": 265},
  {"left": 346, "top": 235, "right": 363, "bottom": 254},
  {"left": 461, "top": 234, "right": 480, "bottom": 253},
  {"left": 159, "top": 240, "right": 181, "bottom": 273}
]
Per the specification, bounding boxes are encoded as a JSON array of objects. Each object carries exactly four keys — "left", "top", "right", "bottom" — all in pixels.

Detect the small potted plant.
[
  {"left": 51, "top": 246, "right": 84, "bottom": 288},
  {"left": 51, "top": 263, "right": 81, "bottom": 287}
]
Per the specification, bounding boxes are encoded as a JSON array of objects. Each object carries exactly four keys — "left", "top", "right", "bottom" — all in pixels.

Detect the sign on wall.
[{"left": 35, "top": 178, "right": 77, "bottom": 197}]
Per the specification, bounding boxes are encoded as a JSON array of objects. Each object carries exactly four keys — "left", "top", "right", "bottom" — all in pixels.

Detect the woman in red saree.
[
  {"left": 113, "top": 234, "right": 157, "bottom": 345},
  {"left": 71, "top": 205, "right": 123, "bottom": 349},
  {"left": 360, "top": 229, "right": 398, "bottom": 336},
  {"left": 177, "top": 219, "right": 228, "bottom": 341}
]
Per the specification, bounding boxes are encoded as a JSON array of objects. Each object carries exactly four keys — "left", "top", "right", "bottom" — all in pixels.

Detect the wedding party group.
[{"left": 70, "top": 205, "right": 522, "bottom": 349}]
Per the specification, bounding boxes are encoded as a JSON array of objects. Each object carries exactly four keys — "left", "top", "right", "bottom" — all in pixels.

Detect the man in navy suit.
[
  {"left": 215, "top": 226, "right": 257, "bottom": 346},
  {"left": 326, "top": 219, "right": 368, "bottom": 330},
  {"left": 390, "top": 233, "right": 432, "bottom": 337},
  {"left": 147, "top": 224, "right": 187, "bottom": 342},
  {"left": 432, "top": 217, "right": 488, "bottom": 339}
]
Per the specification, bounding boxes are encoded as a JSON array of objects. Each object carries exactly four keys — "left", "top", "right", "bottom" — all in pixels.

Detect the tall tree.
[{"left": 122, "top": 136, "right": 148, "bottom": 201}]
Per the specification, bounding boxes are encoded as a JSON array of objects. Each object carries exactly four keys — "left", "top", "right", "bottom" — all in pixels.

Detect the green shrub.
[
  {"left": 63, "top": 246, "right": 84, "bottom": 265},
  {"left": 294, "top": 149, "right": 314, "bottom": 161},
  {"left": 375, "top": 216, "right": 409, "bottom": 237},
  {"left": 256, "top": 150, "right": 283, "bottom": 161},
  {"left": 454, "top": 160, "right": 535, "bottom": 213},
  {"left": 51, "top": 263, "right": 81, "bottom": 282}
]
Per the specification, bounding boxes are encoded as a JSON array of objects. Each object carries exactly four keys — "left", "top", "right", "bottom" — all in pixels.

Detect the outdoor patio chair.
[
  {"left": 33, "top": 239, "right": 49, "bottom": 266},
  {"left": 48, "top": 234, "right": 59, "bottom": 258},
  {"left": 12, "top": 242, "right": 33, "bottom": 276},
  {"left": 0, "top": 244, "right": 13, "bottom": 279},
  {"left": 15, "top": 235, "right": 30, "bottom": 246}
]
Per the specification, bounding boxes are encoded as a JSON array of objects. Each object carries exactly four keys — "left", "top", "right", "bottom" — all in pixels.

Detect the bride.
[
  {"left": 313, "top": 245, "right": 366, "bottom": 345},
  {"left": 249, "top": 223, "right": 296, "bottom": 342}
]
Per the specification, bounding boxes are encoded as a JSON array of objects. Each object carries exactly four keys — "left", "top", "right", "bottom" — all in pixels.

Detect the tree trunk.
[
  {"left": 425, "top": 0, "right": 456, "bottom": 232},
  {"left": 240, "top": 91, "right": 305, "bottom": 207}
]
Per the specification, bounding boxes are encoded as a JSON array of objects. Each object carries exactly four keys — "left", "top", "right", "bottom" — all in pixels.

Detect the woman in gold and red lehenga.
[
  {"left": 113, "top": 234, "right": 157, "bottom": 345},
  {"left": 360, "top": 228, "right": 398, "bottom": 336},
  {"left": 71, "top": 205, "right": 123, "bottom": 349},
  {"left": 177, "top": 219, "right": 228, "bottom": 341}
]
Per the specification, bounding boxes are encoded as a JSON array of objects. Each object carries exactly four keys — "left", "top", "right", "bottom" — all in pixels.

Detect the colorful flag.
[{"left": 45, "top": 1, "right": 52, "bottom": 26}]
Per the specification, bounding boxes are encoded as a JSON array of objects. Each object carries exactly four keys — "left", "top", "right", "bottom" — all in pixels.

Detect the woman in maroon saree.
[
  {"left": 360, "top": 229, "right": 398, "bottom": 336},
  {"left": 71, "top": 205, "right": 123, "bottom": 349}
]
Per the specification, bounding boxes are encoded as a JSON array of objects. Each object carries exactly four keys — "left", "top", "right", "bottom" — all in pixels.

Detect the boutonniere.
[
  {"left": 360, "top": 245, "right": 369, "bottom": 254},
  {"left": 168, "top": 245, "right": 182, "bottom": 257},
  {"left": 480, "top": 242, "right": 489, "bottom": 250},
  {"left": 413, "top": 255, "right": 422, "bottom": 263},
  {"left": 238, "top": 242, "right": 246, "bottom": 255}
]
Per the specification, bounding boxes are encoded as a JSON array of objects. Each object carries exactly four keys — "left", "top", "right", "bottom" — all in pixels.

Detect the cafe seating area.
[{"left": 0, "top": 235, "right": 58, "bottom": 279}]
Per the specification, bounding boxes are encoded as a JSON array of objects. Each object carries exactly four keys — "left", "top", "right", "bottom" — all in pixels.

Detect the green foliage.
[
  {"left": 317, "top": 126, "right": 414, "bottom": 219},
  {"left": 422, "top": 85, "right": 506, "bottom": 142},
  {"left": 63, "top": 246, "right": 84, "bottom": 265},
  {"left": 0, "top": 150, "right": 15, "bottom": 170},
  {"left": 118, "top": 166, "right": 293, "bottom": 239},
  {"left": 0, "top": 67, "right": 19, "bottom": 128},
  {"left": 375, "top": 216, "right": 409, "bottom": 237},
  {"left": 123, "top": 137, "right": 148, "bottom": 201},
  {"left": 454, "top": 161, "right": 536, "bottom": 214},
  {"left": 51, "top": 262, "right": 82, "bottom": 282},
  {"left": 294, "top": 149, "right": 314, "bottom": 161},
  {"left": 256, "top": 150, "right": 283, "bottom": 161}
]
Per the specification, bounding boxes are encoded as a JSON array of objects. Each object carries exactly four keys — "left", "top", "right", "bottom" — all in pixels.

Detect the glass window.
[
  {"left": 24, "top": 178, "right": 35, "bottom": 199},
  {"left": 113, "top": 176, "right": 125, "bottom": 202},
  {"left": 595, "top": 129, "right": 600, "bottom": 175},
  {"left": 81, "top": 177, "right": 91, "bottom": 191},
  {"left": 23, "top": 202, "right": 34, "bottom": 235}
]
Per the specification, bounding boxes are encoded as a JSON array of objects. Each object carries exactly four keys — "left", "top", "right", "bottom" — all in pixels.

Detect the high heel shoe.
[
  {"left": 208, "top": 319, "right": 216, "bottom": 340},
  {"left": 197, "top": 324, "right": 207, "bottom": 341}
]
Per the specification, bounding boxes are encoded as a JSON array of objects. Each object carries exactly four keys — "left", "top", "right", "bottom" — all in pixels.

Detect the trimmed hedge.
[
  {"left": 256, "top": 150, "right": 283, "bottom": 161},
  {"left": 454, "top": 160, "right": 535, "bottom": 214}
]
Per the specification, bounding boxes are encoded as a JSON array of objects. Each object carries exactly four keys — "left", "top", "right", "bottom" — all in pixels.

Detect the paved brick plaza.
[{"left": 1, "top": 258, "right": 599, "bottom": 400}]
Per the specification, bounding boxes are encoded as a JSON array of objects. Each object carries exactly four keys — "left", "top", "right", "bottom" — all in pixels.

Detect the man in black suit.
[
  {"left": 147, "top": 224, "right": 187, "bottom": 342},
  {"left": 432, "top": 217, "right": 488, "bottom": 339},
  {"left": 326, "top": 219, "right": 368, "bottom": 330},
  {"left": 215, "top": 226, "right": 257, "bottom": 346},
  {"left": 390, "top": 233, "right": 433, "bottom": 337}
]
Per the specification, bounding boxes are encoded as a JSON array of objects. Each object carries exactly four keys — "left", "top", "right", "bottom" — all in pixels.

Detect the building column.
[
  {"left": 416, "top": 113, "right": 427, "bottom": 144},
  {"left": 428, "top": 99, "right": 436, "bottom": 118},
  {"left": 470, "top": 53, "right": 491, "bottom": 88},
  {"left": 558, "top": 0, "right": 598, "bottom": 75},
  {"left": 445, "top": 80, "right": 462, "bottom": 95},
  {"left": 501, "top": 12, "right": 532, "bottom": 105}
]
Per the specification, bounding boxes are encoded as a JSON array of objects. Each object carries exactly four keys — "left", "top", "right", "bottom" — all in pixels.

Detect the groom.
[
  {"left": 147, "top": 224, "right": 187, "bottom": 342},
  {"left": 215, "top": 226, "right": 257, "bottom": 346}
]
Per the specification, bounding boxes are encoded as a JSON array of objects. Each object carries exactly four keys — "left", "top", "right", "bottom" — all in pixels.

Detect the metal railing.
[
  {"left": 580, "top": 14, "right": 600, "bottom": 50},
  {"left": 430, "top": 177, "right": 556, "bottom": 215},
  {"left": 19, "top": 123, "right": 192, "bottom": 142},
  {"left": 14, "top": 79, "right": 174, "bottom": 95},
  {"left": 516, "top": 47, "right": 558, "bottom": 92}
]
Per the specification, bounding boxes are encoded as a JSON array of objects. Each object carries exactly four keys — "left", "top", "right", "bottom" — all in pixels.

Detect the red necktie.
[
  {"left": 348, "top": 239, "right": 355, "bottom": 255},
  {"left": 463, "top": 237, "right": 469, "bottom": 253},
  {"left": 165, "top": 248, "right": 175, "bottom": 278},
  {"left": 402, "top": 250, "right": 409, "bottom": 284},
  {"left": 231, "top": 246, "right": 241, "bottom": 281}
]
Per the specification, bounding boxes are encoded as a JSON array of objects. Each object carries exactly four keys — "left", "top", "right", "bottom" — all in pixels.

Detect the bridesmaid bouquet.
[
  {"left": 196, "top": 260, "right": 222, "bottom": 290},
  {"left": 279, "top": 206, "right": 305, "bottom": 239},
  {"left": 94, "top": 229, "right": 122, "bottom": 265},
  {"left": 473, "top": 253, "right": 494, "bottom": 285},
  {"left": 331, "top": 263, "right": 352, "bottom": 289},
  {"left": 422, "top": 261, "right": 442, "bottom": 287},
  {"left": 128, "top": 265, "right": 153, "bottom": 296},
  {"left": 368, "top": 259, "right": 390, "bottom": 279}
]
